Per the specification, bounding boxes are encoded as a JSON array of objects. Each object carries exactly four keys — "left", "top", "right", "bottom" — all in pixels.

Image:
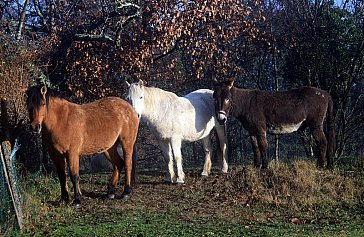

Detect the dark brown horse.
[
  {"left": 26, "top": 85, "right": 139, "bottom": 208},
  {"left": 213, "top": 79, "right": 335, "bottom": 169}
]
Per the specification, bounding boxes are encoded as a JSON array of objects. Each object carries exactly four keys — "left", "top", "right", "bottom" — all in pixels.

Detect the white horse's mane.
[{"left": 143, "top": 86, "right": 180, "bottom": 110}]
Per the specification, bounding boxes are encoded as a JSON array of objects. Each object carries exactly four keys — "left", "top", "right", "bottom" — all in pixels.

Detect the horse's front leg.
[
  {"left": 67, "top": 153, "right": 82, "bottom": 208},
  {"left": 50, "top": 154, "right": 69, "bottom": 204},
  {"left": 256, "top": 133, "right": 269, "bottom": 169},
  {"left": 171, "top": 139, "right": 185, "bottom": 184},
  {"left": 201, "top": 136, "right": 212, "bottom": 176},
  {"left": 215, "top": 126, "right": 228, "bottom": 173},
  {"left": 159, "top": 140, "right": 176, "bottom": 183},
  {"left": 250, "top": 135, "right": 261, "bottom": 168}
]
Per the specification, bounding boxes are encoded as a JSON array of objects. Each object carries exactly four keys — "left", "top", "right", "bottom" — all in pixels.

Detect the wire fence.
[{"left": 0, "top": 141, "right": 22, "bottom": 235}]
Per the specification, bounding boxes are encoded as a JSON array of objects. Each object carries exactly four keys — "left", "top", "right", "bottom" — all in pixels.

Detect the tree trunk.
[{"left": 1, "top": 98, "right": 10, "bottom": 143}]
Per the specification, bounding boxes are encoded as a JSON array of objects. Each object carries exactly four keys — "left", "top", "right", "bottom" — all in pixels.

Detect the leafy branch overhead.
[{"left": 1, "top": 0, "right": 363, "bottom": 159}]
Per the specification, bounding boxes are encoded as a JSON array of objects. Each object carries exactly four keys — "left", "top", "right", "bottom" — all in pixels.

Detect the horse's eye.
[
  {"left": 139, "top": 96, "right": 143, "bottom": 99},
  {"left": 225, "top": 98, "right": 230, "bottom": 103}
]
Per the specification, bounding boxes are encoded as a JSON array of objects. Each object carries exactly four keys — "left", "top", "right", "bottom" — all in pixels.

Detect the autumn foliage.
[{"left": 27, "top": 0, "right": 266, "bottom": 101}]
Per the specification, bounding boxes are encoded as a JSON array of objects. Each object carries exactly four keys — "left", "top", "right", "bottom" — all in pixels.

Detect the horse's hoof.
[
  {"left": 73, "top": 202, "right": 82, "bottom": 209},
  {"left": 121, "top": 194, "right": 130, "bottom": 201},
  {"left": 60, "top": 198, "right": 69, "bottom": 205},
  {"left": 176, "top": 177, "right": 185, "bottom": 185},
  {"left": 200, "top": 172, "right": 209, "bottom": 177},
  {"left": 220, "top": 171, "right": 229, "bottom": 176},
  {"left": 108, "top": 194, "right": 115, "bottom": 199}
]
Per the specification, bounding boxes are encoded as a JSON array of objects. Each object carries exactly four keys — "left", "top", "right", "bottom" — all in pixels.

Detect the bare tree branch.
[
  {"left": 33, "top": 0, "right": 46, "bottom": 30},
  {"left": 74, "top": 34, "right": 114, "bottom": 44},
  {"left": 15, "top": 0, "right": 30, "bottom": 40},
  {"left": 153, "top": 39, "right": 181, "bottom": 62}
]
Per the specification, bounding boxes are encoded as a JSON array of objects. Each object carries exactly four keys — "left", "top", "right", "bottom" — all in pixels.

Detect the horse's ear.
[
  {"left": 41, "top": 85, "right": 47, "bottom": 94},
  {"left": 138, "top": 79, "right": 146, "bottom": 87},
  {"left": 226, "top": 78, "right": 235, "bottom": 89},
  {"left": 40, "top": 86, "right": 47, "bottom": 100},
  {"left": 212, "top": 78, "right": 219, "bottom": 89}
]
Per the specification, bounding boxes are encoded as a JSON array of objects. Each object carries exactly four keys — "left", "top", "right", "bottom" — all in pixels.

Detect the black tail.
[
  {"left": 131, "top": 143, "right": 138, "bottom": 187},
  {"left": 326, "top": 97, "right": 336, "bottom": 169}
]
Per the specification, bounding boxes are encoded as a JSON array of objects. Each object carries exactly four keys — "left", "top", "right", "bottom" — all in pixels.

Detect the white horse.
[{"left": 126, "top": 80, "right": 228, "bottom": 184}]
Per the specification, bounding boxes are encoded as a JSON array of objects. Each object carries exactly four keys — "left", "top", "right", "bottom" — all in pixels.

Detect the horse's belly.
[
  {"left": 182, "top": 118, "right": 215, "bottom": 142},
  {"left": 148, "top": 117, "right": 215, "bottom": 142},
  {"left": 267, "top": 121, "right": 304, "bottom": 135}
]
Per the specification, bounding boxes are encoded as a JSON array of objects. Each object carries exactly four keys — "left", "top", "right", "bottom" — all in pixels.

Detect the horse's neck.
[
  {"left": 44, "top": 98, "right": 69, "bottom": 131},
  {"left": 231, "top": 87, "right": 252, "bottom": 117},
  {"left": 143, "top": 87, "right": 177, "bottom": 121}
]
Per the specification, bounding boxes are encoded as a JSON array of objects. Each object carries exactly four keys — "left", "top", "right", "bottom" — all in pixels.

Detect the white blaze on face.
[
  {"left": 131, "top": 97, "right": 144, "bottom": 118},
  {"left": 268, "top": 120, "right": 305, "bottom": 135},
  {"left": 129, "top": 85, "right": 145, "bottom": 119}
]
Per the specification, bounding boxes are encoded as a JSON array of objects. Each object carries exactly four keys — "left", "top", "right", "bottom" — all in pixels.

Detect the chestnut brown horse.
[
  {"left": 213, "top": 79, "right": 335, "bottom": 169},
  {"left": 26, "top": 85, "right": 139, "bottom": 208}
]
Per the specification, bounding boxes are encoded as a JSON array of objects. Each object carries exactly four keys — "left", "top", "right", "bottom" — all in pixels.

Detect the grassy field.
[{"left": 8, "top": 160, "right": 364, "bottom": 236}]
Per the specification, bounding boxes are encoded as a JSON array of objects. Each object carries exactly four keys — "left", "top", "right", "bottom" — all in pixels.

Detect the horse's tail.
[
  {"left": 131, "top": 143, "right": 138, "bottom": 187},
  {"left": 326, "top": 96, "right": 336, "bottom": 169}
]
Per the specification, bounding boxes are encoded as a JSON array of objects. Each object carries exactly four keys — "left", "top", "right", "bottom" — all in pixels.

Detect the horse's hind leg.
[
  {"left": 67, "top": 152, "right": 82, "bottom": 208},
  {"left": 159, "top": 140, "right": 176, "bottom": 183},
  {"left": 104, "top": 145, "right": 123, "bottom": 199},
  {"left": 215, "top": 126, "right": 228, "bottom": 173},
  {"left": 170, "top": 139, "right": 185, "bottom": 184},
  {"left": 201, "top": 136, "right": 212, "bottom": 176},
  {"left": 310, "top": 124, "right": 327, "bottom": 168}
]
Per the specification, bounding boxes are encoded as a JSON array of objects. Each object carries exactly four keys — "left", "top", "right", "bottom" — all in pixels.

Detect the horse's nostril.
[{"left": 218, "top": 118, "right": 226, "bottom": 125}]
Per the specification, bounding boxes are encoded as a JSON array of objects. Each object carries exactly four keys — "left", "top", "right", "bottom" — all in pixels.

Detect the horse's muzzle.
[
  {"left": 31, "top": 123, "right": 42, "bottom": 134},
  {"left": 217, "top": 111, "right": 227, "bottom": 125}
]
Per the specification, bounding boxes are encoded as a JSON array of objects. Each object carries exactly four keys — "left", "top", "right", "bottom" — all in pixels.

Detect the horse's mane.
[
  {"left": 26, "top": 85, "right": 64, "bottom": 110},
  {"left": 144, "top": 86, "right": 179, "bottom": 106}
]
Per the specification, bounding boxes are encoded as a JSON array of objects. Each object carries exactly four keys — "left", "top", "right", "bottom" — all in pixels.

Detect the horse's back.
[
  {"left": 233, "top": 86, "right": 330, "bottom": 133},
  {"left": 77, "top": 97, "right": 138, "bottom": 155},
  {"left": 184, "top": 89, "right": 215, "bottom": 115},
  {"left": 148, "top": 88, "right": 216, "bottom": 142},
  {"left": 180, "top": 89, "right": 216, "bottom": 139}
]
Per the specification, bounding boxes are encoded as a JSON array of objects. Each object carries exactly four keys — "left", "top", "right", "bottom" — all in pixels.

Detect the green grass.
[
  {"left": 11, "top": 160, "right": 364, "bottom": 236},
  {"left": 18, "top": 206, "right": 364, "bottom": 237}
]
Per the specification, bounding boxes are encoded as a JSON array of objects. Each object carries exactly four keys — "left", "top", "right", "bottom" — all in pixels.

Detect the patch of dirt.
[{"left": 75, "top": 161, "right": 362, "bottom": 223}]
